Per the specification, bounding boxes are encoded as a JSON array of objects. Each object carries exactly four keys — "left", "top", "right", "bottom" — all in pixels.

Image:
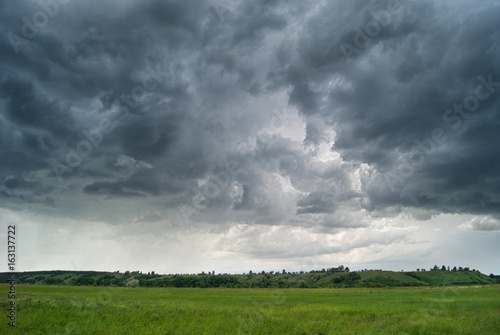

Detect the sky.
[{"left": 0, "top": 0, "right": 499, "bottom": 275}]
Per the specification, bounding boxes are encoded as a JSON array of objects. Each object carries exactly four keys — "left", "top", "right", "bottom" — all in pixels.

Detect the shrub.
[{"left": 126, "top": 279, "right": 140, "bottom": 288}]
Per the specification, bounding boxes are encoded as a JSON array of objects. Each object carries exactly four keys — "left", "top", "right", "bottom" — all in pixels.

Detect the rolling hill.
[{"left": 1, "top": 267, "right": 497, "bottom": 288}]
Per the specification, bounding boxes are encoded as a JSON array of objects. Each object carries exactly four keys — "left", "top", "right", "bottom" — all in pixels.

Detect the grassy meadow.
[{"left": 1, "top": 284, "right": 499, "bottom": 334}]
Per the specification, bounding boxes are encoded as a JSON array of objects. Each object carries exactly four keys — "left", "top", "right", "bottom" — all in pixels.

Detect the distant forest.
[{"left": 2, "top": 265, "right": 498, "bottom": 289}]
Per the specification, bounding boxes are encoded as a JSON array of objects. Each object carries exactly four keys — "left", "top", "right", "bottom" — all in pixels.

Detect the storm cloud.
[{"left": 1, "top": 0, "right": 499, "bottom": 274}]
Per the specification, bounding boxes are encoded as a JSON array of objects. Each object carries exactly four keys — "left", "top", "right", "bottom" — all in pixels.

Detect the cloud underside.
[{"left": 1, "top": 0, "right": 500, "bottom": 260}]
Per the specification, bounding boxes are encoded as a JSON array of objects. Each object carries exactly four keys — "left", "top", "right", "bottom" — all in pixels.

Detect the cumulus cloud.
[{"left": 459, "top": 216, "right": 500, "bottom": 232}]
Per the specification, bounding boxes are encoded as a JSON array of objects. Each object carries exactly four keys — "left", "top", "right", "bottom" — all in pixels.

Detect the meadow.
[{"left": 1, "top": 284, "right": 499, "bottom": 334}]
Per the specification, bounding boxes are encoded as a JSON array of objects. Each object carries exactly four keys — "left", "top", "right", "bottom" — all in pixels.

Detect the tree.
[
  {"left": 346, "top": 272, "right": 360, "bottom": 281},
  {"left": 126, "top": 279, "right": 140, "bottom": 288},
  {"left": 441, "top": 265, "right": 446, "bottom": 271}
]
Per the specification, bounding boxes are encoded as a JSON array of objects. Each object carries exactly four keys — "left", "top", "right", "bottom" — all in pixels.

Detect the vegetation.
[
  {"left": 1, "top": 284, "right": 499, "bottom": 334},
  {"left": 1, "top": 265, "right": 496, "bottom": 289}
]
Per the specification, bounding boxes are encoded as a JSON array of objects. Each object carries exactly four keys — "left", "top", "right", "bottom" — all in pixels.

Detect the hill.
[{"left": 1, "top": 267, "right": 497, "bottom": 288}]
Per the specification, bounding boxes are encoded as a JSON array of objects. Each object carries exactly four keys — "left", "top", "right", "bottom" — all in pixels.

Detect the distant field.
[{"left": 1, "top": 284, "right": 499, "bottom": 334}]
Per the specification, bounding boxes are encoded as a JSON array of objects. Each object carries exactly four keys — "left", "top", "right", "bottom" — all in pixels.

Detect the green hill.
[
  {"left": 1, "top": 267, "right": 496, "bottom": 289},
  {"left": 405, "top": 270, "right": 495, "bottom": 286}
]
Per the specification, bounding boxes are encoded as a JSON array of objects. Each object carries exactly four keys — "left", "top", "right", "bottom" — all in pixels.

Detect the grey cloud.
[
  {"left": 1, "top": 0, "right": 500, "bottom": 271},
  {"left": 82, "top": 182, "right": 144, "bottom": 197},
  {"left": 297, "top": 191, "right": 336, "bottom": 214},
  {"left": 460, "top": 216, "right": 500, "bottom": 232},
  {"left": 275, "top": 0, "right": 500, "bottom": 220}
]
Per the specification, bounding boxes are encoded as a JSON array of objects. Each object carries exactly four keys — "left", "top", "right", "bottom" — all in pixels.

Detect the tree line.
[{"left": 2, "top": 265, "right": 496, "bottom": 288}]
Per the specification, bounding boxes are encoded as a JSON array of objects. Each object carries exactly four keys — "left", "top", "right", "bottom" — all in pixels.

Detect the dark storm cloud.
[
  {"left": 1, "top": 1, "right": 208, "bottom": 183},
  {"left": 82, "top": 177, "right": 161, "bottom": 197},
  {"left": 272, "top": 0, "right": 500, "bottom": 220},
  {"left": 0, "top": 0, "right": 499, "bottom": 232}
]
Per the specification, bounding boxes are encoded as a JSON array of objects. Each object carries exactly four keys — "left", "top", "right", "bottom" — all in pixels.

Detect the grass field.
[{"left": 1, "top": 284, "right": 499, "bottom": 334}]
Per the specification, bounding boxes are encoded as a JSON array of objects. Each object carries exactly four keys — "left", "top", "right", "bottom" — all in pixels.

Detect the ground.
[{"left": 1, "top": 284, "right": 499, "bottom": 334}]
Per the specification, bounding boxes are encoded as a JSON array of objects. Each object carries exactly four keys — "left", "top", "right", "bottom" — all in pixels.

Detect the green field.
[{"left": 1, "top": 285, "right": 499, "bottom": 334}]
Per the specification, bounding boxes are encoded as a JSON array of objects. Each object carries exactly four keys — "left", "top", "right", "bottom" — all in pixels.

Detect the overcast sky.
[{"left": 1, "top": 0, "right": 499, "bottom": 275}]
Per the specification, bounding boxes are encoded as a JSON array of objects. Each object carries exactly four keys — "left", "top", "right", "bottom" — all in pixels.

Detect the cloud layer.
[{"left": 1, "top": 0, "right": 499, "bottom": 273}]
